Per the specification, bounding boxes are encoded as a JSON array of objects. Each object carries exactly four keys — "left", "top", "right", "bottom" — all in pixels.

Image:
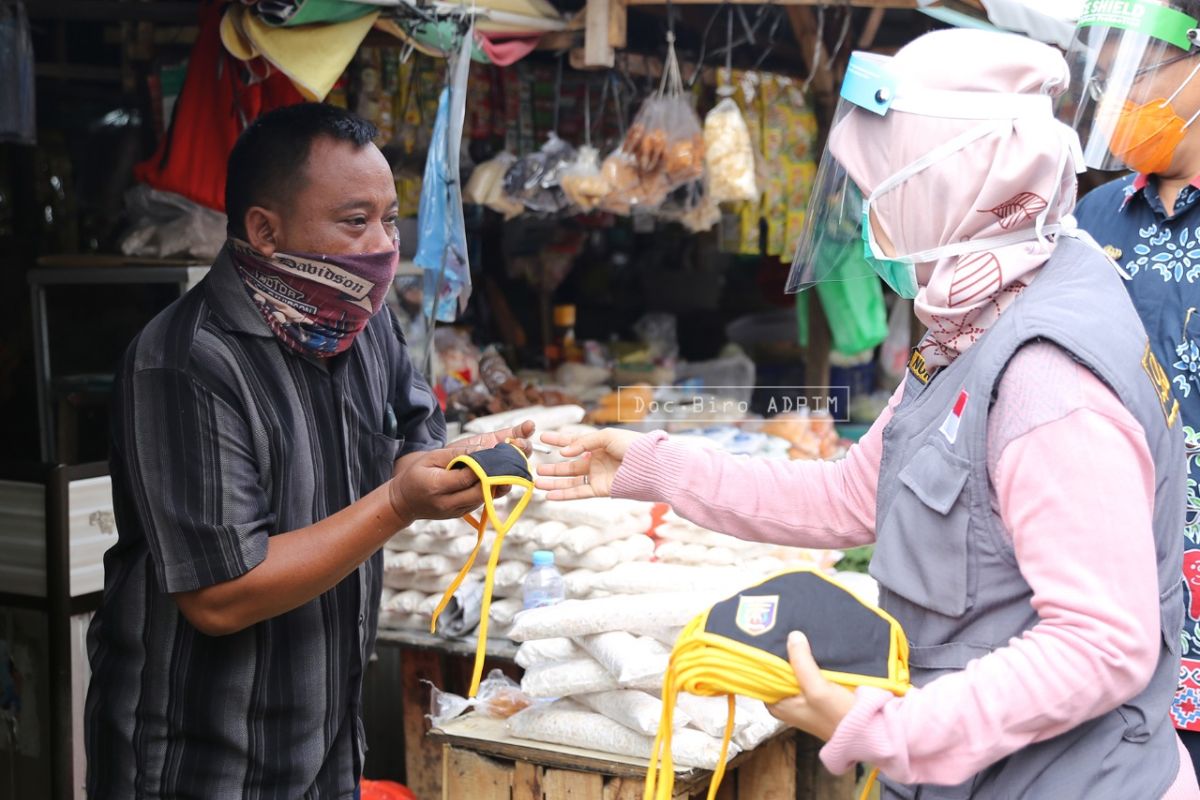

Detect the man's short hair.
[{"left": 225, "top": 103, "right": 379, "bottom": 238}]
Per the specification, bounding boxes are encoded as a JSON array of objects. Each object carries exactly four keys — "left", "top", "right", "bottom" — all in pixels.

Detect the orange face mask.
[{"left": 1101, "top": 98, "right": 1187, "bottom": 175}]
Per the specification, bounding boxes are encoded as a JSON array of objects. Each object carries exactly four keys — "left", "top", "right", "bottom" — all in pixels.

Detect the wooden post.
[
  {"left": 583, "top": 0, "right": 616, "bottom": 68},
  {"left": 402, "top": 648, "right": 446, "bottom": 800},
  {"left": 601, "top": 776, "right": 646, "bottom": 800},
  {"left": 543, "top": 768, "right": 607, "bottom": 796},
  {"left": 795, "top": 733, "right": 858, "bottom": 800},
  {"left": 609, "top": 0, "right": 628, "bottom": 49},
  {"left": 806, "top": 284, "right": 833, "bottom": 397},
  {"left": 512, "top": 761, "right": 543, "bottom": 800},
  {"left": 442, "top": 746, "right": 514, "bottom": 800},
  {"left": 735, "top": 734, "right": 797, "bottom": 799},
  {"left": 786, "top": 6, "right": 835, "bottom": 95},
  {"left": 857, "top": 7, "right": 886, "bottom": 49},
  {"left": 714, "top": 774, "right": 738, "bottom": 800}
]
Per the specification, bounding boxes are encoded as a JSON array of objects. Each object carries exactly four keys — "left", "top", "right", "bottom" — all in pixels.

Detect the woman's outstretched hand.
[{"left": 534, "top": 428, "right": 645, "bottom": 500}]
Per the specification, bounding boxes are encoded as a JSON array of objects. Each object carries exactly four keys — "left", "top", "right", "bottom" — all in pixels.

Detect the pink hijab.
[{"left": 830, "top": 29, "right": 1079, "bottom": 368}]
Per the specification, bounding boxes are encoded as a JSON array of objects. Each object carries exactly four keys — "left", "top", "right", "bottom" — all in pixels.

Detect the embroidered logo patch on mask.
[{"left": 734, "top": 595, "right": 779, "bottom": 636}]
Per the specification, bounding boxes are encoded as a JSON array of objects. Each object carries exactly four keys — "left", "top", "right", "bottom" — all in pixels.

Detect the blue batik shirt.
[{"left": 1076, "top": 172, "right": 1200, "bottom": 731}]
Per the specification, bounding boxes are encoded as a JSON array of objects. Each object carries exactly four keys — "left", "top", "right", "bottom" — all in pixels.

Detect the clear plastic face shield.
[
  {"left": 1061, "top": 0, "right": 1200, "bottom": 172},
  {"left": 787, "top": 52, "right": 1081, "bottom": 298},
  {"left": 786, "top": 53, "right": 895, "bottom": 295}
]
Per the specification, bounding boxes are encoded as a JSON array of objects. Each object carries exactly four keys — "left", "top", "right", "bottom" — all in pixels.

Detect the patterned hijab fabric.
[{"left": 830, "top": 29, "right": 1080, "bottom": 368}]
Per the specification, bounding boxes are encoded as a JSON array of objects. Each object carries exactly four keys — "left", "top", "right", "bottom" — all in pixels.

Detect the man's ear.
[{"left": 244, "top": 206, "right": 282, "bottom": 257}]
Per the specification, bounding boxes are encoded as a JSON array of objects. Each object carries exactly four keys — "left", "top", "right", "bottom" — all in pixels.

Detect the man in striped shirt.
[{"left": 84, "top": 104, "right": 524, "bottom": 798}]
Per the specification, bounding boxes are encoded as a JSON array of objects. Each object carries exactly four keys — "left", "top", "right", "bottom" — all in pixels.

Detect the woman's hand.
[
  {"left": 447, "top": 420, "right": 535, "bottom": 457},
  {"left": 766, "top": 632, "right": 857, "bottom": 742},
  {"left": 535, "top": 428, "right": 645, "bottom": 500}
]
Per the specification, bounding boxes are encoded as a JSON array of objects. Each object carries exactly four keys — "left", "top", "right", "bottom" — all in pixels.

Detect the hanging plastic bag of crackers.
[{"left": 599, "top": 33, "right": 705, "bottom": 215}]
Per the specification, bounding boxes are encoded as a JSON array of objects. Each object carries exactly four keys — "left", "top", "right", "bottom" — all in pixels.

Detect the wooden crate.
[{"left": 433, "top": 715, "right": 857, "bottom": 800}]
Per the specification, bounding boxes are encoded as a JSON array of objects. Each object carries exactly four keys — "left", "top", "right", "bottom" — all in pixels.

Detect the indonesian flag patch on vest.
[{"left": 939, "top": 389, "right": 969, "bottom": 444}]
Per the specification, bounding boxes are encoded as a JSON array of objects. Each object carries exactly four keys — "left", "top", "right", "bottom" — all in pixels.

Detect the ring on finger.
[{"left": 583, "top": 474, "right": 590, "bottom": 486}]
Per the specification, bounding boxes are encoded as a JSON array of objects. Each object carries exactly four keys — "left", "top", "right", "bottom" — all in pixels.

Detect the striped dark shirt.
[{"left": 85, "top": 247, "right": 445, "bottom": 799}]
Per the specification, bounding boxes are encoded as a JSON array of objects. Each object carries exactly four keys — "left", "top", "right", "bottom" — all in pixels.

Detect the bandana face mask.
[
  {"left": 229, "top": 238, "right": 398, "bottom": 357},
  {"left": 430, "top": 442, "right": 534, "bottom": 696}
]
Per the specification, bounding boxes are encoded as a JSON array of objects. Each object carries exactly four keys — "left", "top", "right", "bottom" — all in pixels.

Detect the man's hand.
[
  {"left": 388, "top": 448, "right": 487, "bottom": 524},
  {"left": 766, "top": 632, "right": 857, "bottom": 741},
  {"left": 175, "top": 428, "right": 537, "bottom": 638},
  {"left": 390, "top": 421, "right": 535, "bottom": 506},
  {"left": 535, "top": 428, "right": 644, "bottom": 500}
]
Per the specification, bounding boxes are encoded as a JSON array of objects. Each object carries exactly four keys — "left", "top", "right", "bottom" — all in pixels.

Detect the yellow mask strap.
[
  {"left": 431, "top": 443, "right": 535, "bottom": 696},
  {"left": 444, "top": 444, "right": 534, "bottom": 537},
  {"left": 860, "top": 768, "right": 879, "bottom": 800},
  {"left": 643, "top": 662, "right": 676, "bottom": 800},
  {"left": 645, "top": 582, "right": 912, "bottom": 800},
  {"left": 428, "top": 513, "right": 487, "bottom": 635},
  {"left": 704, "top": 695, "right": 737, "bottom": 800}
]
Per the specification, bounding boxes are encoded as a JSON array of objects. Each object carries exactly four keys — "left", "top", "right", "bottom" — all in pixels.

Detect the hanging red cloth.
[{"left": 134, "top": 1, "right": 304, "bottom": 212}]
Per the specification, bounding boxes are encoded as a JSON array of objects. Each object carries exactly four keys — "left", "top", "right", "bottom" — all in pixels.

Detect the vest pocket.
[
  {"left": 1116, "top": 581, "right": 1185, "bottom": 744},
  {"left": 880, "top": 775, "right": 978, "bottom": 800},
  {"left": 906, "top": 641, "right": 993, "bottom": 672},
  {"left": 872, "top": 441, "right": 973, "bottom": 618}
]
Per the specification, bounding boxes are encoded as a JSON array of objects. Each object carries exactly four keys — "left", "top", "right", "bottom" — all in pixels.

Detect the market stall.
[
  {"left": 0, "top": 1, "right": 1051, "bottom": 798},
  {"left": 358, "top": 399, "right": 877, "bottom": 798}
]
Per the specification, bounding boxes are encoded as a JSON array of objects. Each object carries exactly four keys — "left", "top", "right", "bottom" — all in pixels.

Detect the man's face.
[
  {"left": 257, "top": 135, "right": 399, "bottom": 257},
  {"left": 1089, "top": 34, "right": 1200, "bottom": 176},
  {"left": 1126, "top": 50, "right": 1200, "bottom": 110}
]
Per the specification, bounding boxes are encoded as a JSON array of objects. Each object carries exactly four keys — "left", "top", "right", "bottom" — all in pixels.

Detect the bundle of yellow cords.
[
  {"left": 429, "top": 441, "right": 534, "bottom": 697},
  {"left": 643, "top": 569, "right": 911, "bottom": 800}
]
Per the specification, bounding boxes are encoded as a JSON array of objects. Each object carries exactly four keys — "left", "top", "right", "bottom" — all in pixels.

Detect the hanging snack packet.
[
  {"left": 599, "top": 33, "right": 704, "bottom": 215},
  {"left": 560, "top": 145, "right": 610, "bottom": 213},
  {"left": 703, "top": 92, "right": 758, "bottom": 204},
  {"left": 464, "top": 152, "right": 524, "bottom": 220},
  {"left": 503, "top": 132, "right": 577, "bottom": 215},
  {"left": 657, "top": 179, "right": 720, "bottom": 233},
  {"left": 597, "top": 149, "right": 669, "bottom": 215}
]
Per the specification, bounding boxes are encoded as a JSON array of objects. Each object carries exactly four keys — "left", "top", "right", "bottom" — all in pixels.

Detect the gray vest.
[{"left": 872, "top": 237, "right": 1186, "bottom": 800}]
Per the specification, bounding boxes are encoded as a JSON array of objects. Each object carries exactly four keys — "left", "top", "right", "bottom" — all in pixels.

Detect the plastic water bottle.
[{"left": 523, "top": 550, "right": 566, "bottom": 610}]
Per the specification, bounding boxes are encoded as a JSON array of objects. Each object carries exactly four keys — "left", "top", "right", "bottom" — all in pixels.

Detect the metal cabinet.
[
  {"left": 0, "top": 462, "right": 114, "bottom": 800},
  {"left": 27, "top": 261, "right": 209, "bottom": 463}
]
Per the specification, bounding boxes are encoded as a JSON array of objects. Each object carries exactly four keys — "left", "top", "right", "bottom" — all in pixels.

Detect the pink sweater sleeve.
[
  {"left": 819, "top": 355, "right": 1165, "bottom": 786},
  {"left": 608, "top": 384, "right": 903, "bottom": 550}
]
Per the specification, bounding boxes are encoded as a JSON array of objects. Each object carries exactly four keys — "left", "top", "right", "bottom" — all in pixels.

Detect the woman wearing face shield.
[
  {"left": 538, "top": 28, "right": 1197, "bottom": 799},
  {"left": 1068, "top": 1, "right": 1200, "bottom": 780}
]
